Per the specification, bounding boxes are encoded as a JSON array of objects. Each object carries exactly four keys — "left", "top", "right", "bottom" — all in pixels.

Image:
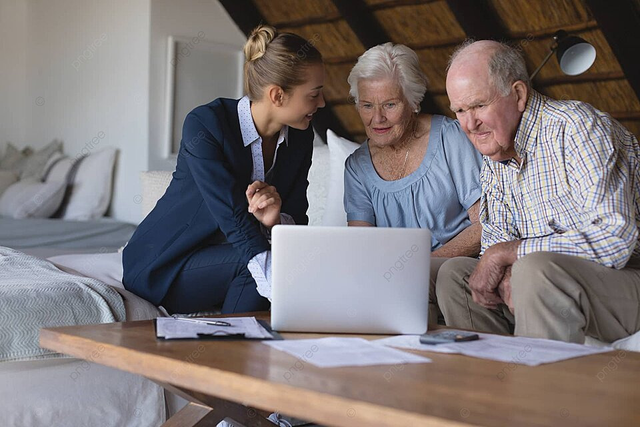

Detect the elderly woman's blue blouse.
[{"left": 344, "top": 115, "right": 483, "bottom": 250}]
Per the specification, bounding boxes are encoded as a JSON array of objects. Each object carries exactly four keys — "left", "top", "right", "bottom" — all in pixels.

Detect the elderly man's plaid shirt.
[{"left": 480, "top": 90, "right": 640, "bottom": 268}]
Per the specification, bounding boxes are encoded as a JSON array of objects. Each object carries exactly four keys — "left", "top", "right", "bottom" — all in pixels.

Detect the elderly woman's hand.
[{"left": 246, "top": 181, "right": 281, "bottom": 229}]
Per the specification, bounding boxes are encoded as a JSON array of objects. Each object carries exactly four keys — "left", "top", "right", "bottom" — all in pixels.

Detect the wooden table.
[{"left": 40, "top": 313, "right": 640, "bottom": 427}]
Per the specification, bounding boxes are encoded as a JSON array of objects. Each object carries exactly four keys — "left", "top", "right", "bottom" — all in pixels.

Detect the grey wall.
[
  {"left": 0, "top": 0, "right": 28, "bottom": 149},
  {"left": 14, "top": 0, "right": 151, "bottom": 223},
  {"left": 148, "top": 0, "right": 245, "bottom": 172}
]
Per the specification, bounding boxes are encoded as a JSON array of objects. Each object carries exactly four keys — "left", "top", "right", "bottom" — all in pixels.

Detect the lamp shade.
[{"left": 555, "top": 34, "right": 597, "bottom": 76}]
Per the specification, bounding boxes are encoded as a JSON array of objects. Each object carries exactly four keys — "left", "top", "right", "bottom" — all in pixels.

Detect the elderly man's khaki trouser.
[{"left": 435, "top": 252, "right": 640, "bottom": 343}]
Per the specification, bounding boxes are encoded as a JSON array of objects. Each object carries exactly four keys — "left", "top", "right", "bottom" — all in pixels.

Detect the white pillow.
[
  {"left": 47, "top": 252, "right": 166, "bottom": 320},
  {"left": 0, "top": 178, "right": 67, "bottom": 219},
  {"left": 44, "top": 153, "right": 74, "bottom": 183},
  {"left": 307, "top": 132, "right": 330, "bottom": 225},
  {"left": 60, "top": 147, "right": 117, "bottom": 220},
  {"left": 140, "top": 170, "right": 173, "bottom": 219},
  {"left": 321, "top": 130, "right": 360, "bottom": 226},
  {"left": 42, "top": 150, "right": 63, "bottom": 173},
  {"left": 0, "top": 170, "right": 18, "bottom": 196}
]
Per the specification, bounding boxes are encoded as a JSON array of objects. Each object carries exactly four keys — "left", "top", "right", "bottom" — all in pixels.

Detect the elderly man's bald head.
[
  {"left": 448, "top": 40, "right": 502, "bottom": 70},
  {"left": 445, "top": 40, "right": 530, "bottom": 162},
  {"left": 447, "top": 40, "right": 530, "bottom": 96}
]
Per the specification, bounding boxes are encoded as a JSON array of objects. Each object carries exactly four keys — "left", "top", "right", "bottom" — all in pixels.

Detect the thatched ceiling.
[{"left": 220, "top": 0, "right": 640, "bottom": 143}]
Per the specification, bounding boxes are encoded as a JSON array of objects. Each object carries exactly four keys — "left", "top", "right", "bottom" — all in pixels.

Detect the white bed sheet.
[
  {"left": 47, "top": 251, "right": 168, "bottom": 319},
  {"left": 0, "top": 358, "right": 165, "bottom": 427}
]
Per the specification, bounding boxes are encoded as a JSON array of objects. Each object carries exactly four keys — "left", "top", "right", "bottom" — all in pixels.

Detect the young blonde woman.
[{"left": 123, "top": 26, "right": 325, "bottom": 314}]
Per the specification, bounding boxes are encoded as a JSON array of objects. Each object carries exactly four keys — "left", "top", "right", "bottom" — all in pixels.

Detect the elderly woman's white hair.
[{"left": 348, "top": 42, "right": 428, "bottom": 112}]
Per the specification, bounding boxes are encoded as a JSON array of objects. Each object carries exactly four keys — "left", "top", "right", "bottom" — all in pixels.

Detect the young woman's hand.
[{"left": 246, "top": 181, "right": 282, "bottom": 228}]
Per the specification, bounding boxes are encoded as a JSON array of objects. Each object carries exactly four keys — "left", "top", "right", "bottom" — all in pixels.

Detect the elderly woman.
[{"left": 344, "top": 42, "right": 482, "bottom": 322}]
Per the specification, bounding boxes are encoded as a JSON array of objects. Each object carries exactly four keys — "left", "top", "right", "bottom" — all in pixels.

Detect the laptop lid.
[{"left": 271, "top": 225, "right": 430, "bottom": 334}]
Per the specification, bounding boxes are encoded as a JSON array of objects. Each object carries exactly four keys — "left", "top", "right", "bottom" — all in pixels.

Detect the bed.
[
  {"left": 0, "top": 248, "right": 183, "bottom": 427},
  {"left": 0, "top": 142, "right": 192, "bottom": 426}
]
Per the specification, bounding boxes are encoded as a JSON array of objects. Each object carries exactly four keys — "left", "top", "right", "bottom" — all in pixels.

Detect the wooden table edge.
[{"left": 40, "top": 326, "right": 477, "bottom": 427}]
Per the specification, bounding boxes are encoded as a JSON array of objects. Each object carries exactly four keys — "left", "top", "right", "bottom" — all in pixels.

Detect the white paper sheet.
[
  {"left": 156, "top": 317, "right": 274, "bottom": 340},
  {"left": 374, "top": 332, "right": 613, "bottom": 366},
  {"left": 264, "top": 337, "right": 431, "bottom": 368}
]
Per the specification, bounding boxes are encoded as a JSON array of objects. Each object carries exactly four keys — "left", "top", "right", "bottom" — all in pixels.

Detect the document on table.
[
  {"left": 374, "top": 332, "right": 613, "bottom": 366},
  {"left": 156, "top": 316, "right": 275, "bottom": 340},
  {"left": 264, "top": 337, "right": 431, "bottom": 368}
]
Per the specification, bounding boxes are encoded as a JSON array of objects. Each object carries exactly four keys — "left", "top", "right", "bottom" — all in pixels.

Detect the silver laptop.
[{"left": 271, "top": 225, "right": 431, "bottom": 334}]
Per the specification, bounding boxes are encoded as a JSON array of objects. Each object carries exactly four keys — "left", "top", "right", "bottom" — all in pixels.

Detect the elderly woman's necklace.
[
  {"left": 382, "top": 141, "right": 410, "bottom": 181},
  {"left": 396, "top": 146, "right": 410, "bottom": 180},
  {"left": 394, "top": 121, "right": 423, "bottom": 179}
]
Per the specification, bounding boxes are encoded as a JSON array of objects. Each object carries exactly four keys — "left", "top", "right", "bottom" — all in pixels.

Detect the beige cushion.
[
  {"left": 0, "top": 170, "right": 18, "bottom": 196},
  {"left": 0, "top": 178, "right": 67, "bottom": 219},
  {"left": 140, "top": 171, "right": 173, "bottom": 218}
]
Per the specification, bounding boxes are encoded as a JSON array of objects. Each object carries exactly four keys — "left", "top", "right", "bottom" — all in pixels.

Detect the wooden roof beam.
[
  {"left": 274, "top": 14, "right": 342, "bottom": 30},
  {"left": 535, "top": 71, "right": 625, "bottom": 87},
  {"left": 219, "top": 0, "right": 352, "bottom": 141},
  {"left": 368, "top": 0, "right": 439, "bottom": 11},
  {"left": 330, "top": 0, "right": 389, "bottom": 48},
  {"left": 219, "top": 0, "right": 265, "bottom": 36},
  {"left": 510, "top": 21, "right": 599, "bottom": 40},
  {"left": 330, "top": 0, "right": 444, "bottom": 115},
  {"left": 445, "top": 0, "right": 509, "bottom": 41},
  {"left": 585, "top": 0, "right": 640, "bottom": 106}
]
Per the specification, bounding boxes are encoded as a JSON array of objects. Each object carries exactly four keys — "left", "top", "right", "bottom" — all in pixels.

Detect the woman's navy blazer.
[{"left": 122, "top": 98, "right": 313, "bottom": 305}]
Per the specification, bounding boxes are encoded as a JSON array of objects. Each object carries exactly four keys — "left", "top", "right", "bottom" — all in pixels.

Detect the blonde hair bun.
[
  {"left": 243, "top": 25, "right": 322, "bottom": 101},
  {"left": 244, "top": 25, "right": 276, "bottom": 62}
]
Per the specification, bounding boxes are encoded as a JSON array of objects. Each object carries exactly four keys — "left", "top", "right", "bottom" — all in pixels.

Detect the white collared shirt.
[{"left": 238, "top": 96, "right": 295, "bottom": 300}]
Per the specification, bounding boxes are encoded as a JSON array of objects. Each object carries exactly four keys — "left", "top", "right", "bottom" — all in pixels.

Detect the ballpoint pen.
[{"left": 173, "top": 317, "right": 232, "bottom": 327}]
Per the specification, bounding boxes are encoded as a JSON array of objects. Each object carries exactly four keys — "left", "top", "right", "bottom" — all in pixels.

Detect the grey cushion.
[
  {"left": 0, "top": 143, "right": 26, "bottom": 173},
  {"left": 20, "top": 139, "right": 63, "bottom": 180}
]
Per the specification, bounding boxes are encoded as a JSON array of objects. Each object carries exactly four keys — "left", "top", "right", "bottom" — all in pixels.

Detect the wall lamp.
[{"left": 529, "top": 30, "right": 597, "bottom": 80}]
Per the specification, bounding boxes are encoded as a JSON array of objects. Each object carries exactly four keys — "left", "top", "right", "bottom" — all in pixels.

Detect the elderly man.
[{"left": 436, "top": 40, "right": 640, "bottom": 343}]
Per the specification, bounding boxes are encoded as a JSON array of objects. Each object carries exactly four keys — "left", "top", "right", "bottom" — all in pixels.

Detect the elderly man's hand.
[
  {"left": 468, "top": 249, "right": 505, "bottom": 309},
  {"left": 497, "top": 266, "right": 514, "bottom": 314},
  {"left": 468, "top": 241, "right": 520, "bottom": 310}
]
